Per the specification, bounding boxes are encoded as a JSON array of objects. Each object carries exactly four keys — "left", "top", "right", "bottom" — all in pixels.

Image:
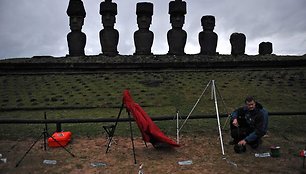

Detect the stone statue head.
[
  {"left": 100, "top": 0, "right": 117, "bottom": 27},
  {"left": 136, "top": 2, "right": 153, "bottom": 29},
  {"left": 67, "top": 0, "right": 86, "bottom": 31},
  {"left": 169, "top": 0, "right": 186, "bottom": 28},
  {"left": 102, "top": 14, "right": 116, "bottom": 27},
  {"left": 230, "top": 32, "right": 246, "bottom": 55},
  {"left": 170, "top": 14, "right": 185, "bottom": 28},
  {"left": 259, "top": 42, "right": 273, "bottom": 55},
  {"left": 201, "top": 15, "right": 215, "bottom": 31},
  {"left": 69, "top": 16, "right": 84, "bottom": 31}
]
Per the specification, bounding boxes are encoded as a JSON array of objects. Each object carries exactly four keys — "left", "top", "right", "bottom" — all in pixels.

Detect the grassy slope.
[{"left": 0, "top": 68, "right": 306, "bottom": 139}]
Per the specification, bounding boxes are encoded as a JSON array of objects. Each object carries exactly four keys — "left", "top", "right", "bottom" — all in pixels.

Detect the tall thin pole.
[
  {"left": 176, "top": 110, "right": 179, "bottom": 144},
  {"left": 128, "top": 111, "right": 137, "bottom": 164},
  {"left": 44, "top": 112, "right": 48, "bottom": 151},
  {"left": 106, "top": 103, "right": 124, "bottom": 153},
  {"left": 303, "top": 146, "right": 306, "bottom": 168},
  {"left": 211, "top": 80, "right": 214, "bottom": 100},
  {"left": 212, "top": 80, "right": 225, "bottom": 156}
]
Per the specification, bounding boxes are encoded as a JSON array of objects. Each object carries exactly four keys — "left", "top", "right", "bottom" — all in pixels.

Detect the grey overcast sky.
[{"left": 0, "top": 0, "right": 306, "bottom": 59}]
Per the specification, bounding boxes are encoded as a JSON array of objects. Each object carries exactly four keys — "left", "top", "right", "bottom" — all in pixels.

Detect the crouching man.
[{"left": 230, "top": 96, "right": 268, "bottom": 149}]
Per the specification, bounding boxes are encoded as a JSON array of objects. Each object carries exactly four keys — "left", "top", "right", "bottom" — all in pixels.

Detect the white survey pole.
[{"left": 212, "top": 80, "right": 225, "bottom": 156}]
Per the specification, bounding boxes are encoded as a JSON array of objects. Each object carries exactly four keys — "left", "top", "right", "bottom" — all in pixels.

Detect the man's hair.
[{"left": 245, "top": 96, "right": 255, "bottom": 103}]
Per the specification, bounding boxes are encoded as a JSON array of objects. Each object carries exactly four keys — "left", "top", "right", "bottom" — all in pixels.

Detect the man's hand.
[
  {"left": 238, "top": 140, "right": 247, "bottom": 146},
  {"left": 232, "top": 118, "right": 239, "bottom": 127}
]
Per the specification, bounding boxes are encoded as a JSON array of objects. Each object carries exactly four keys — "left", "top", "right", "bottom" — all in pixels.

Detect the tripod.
[
  {"left": 15, "top": 112, "right": 75, "bottom": 167},
  {"left": 105, "top": 103, "right": 137, "bottom": 164},
  {"left": 177, "top": 80, "right": 229, "bottom": 155}
]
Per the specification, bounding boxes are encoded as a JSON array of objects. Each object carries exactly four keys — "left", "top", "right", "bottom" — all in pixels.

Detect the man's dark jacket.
[{"left": 231, "top": 102, "right": 268, "bottom": 142}]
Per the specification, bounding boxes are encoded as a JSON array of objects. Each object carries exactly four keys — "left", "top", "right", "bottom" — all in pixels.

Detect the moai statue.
[
  {"left": 230, "top": 33, "right": 246, "bottom": 56},
  {"left": 66, "top": 0, "right": 86, "bottom": 57},
  {"left": 99, "top": 0, "right": 119, "bottom": 56},
  {"left": 198, "top": 15, "right": 218, "bottom": 55},
  {"left": 167, "top": 0, "right": 187, "bottom": 55},
  {"left": 134, "top": 2, "right": 154, "bottom": 55},
  {"left": 259, "top": 42, "right": 273, "bottom": 55}
]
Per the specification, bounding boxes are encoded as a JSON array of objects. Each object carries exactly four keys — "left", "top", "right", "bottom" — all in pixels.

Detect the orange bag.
[{"left": 48, "top": 132, "right": 72, "bottom": 147}]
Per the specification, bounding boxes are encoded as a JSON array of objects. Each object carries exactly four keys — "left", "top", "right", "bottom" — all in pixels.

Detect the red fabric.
[
  {"left": 123, "top": 90, "right": 179, "bottom": 147},
  {"left": 48, "top": 131, "right": 72, "bottom": 147}
]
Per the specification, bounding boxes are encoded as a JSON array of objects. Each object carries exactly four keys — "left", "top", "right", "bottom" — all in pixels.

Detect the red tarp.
[
  {"left": 123, "top": 90, "right": 179, "bottom": 148},
  {"left": 48, "top": 131, "right": 72, "bottom": 147}
]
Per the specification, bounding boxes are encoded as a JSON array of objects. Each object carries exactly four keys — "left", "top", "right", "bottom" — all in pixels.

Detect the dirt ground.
[{"left": 0, "top": 131, "right": 305, "bottom": 174}]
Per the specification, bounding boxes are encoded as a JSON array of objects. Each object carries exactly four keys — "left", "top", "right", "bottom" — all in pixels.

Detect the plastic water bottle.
[
  {"left": 43, "top": 160, "right": 57, "bottom": 165},
  {"left": 178, "top": 160, "right": 193, "bottom": 165},
  {"left": 90, "top": 162, "right": 107, "bottom": 167},
  {"left": 255, "top": 152, "right": 270, "bottom": 158}
]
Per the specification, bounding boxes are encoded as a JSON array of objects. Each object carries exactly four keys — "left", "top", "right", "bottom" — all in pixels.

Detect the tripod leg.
[
  {"left": 44, "top": 112, "right": 48, "bottom": 151},
  {"left": 43, "top": 131, "right": 47, "bottom": 151},
  {"left": 47, "top": 132, "right": 75, "bottom": 157},
  {"left": 15, "top": 133, "right": 44, "bottom": 167},
  {"left": 128, "top": 111, "right": 137, "bottom": 164},
  {"left": 179, "top": 80, "right": 211, "bottom": 132},
  {"left": 106, "top": 103, "right": 124, "bottom": 153}
]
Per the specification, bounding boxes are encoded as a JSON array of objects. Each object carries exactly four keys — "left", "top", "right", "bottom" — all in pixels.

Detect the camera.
[{"left": 234, "top": 144, "right": 246, "bottom": 153}]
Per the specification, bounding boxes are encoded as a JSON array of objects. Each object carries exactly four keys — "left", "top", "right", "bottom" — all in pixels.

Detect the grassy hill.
[
  {"left": 0, "top": 55, "right": 305, "bottom": 138},
  {"left": 1, "top": 68, "right": 305, "bottom": 113}
]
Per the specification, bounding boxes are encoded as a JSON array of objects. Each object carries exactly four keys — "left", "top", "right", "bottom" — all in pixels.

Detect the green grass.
[
  {"left": 0, "top": 68, "right": 306, "bottom": 139},
  {"left": 1, "top": 69, "right": 306, "bottom": 112}
]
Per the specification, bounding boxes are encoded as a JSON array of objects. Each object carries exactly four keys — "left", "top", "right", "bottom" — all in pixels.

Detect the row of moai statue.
[{"left": 67, "top": 0, "right": 273, "bottom": 57}]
